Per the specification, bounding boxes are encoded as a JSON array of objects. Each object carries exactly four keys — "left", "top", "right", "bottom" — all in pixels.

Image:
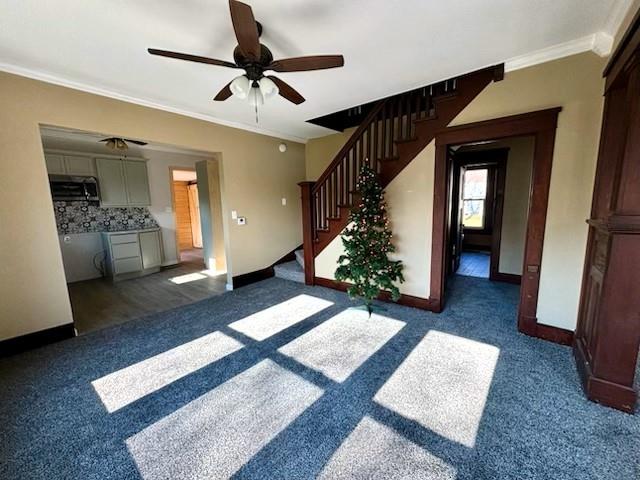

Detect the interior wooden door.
[
  {"left": 188, "top": 183, "right": 203, "bottom": 249},
  {"left": 173, "top": 181, "right": 194, "bottom": 251}
]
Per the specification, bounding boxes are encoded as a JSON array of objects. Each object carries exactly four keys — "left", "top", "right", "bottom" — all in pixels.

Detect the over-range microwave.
[{"left": 49, "top": 175, "right": 100, "bottom": 202}]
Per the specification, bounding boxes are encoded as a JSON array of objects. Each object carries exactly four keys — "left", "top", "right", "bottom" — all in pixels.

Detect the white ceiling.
[
  {"left": 40, "top": 126, "right": 215, "bottom": 159},
  {"left": 0, "top": 1, "right": 632, "bottom": 142}
]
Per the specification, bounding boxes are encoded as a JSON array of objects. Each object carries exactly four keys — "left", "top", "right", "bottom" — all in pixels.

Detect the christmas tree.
[{"left": 335, "top": 163, "right": 404, "bottom": 314}]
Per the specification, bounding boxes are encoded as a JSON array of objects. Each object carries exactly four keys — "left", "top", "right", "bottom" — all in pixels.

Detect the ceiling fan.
[
  {"left": 99, "top": 137, "right": 148, "bottom": 151},
  {"left": 147, "top": 0, "right": 344, "bottom": 106}
]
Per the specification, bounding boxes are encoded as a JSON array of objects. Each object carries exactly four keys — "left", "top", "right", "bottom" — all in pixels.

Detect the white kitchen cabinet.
[
  {"left": 124, "top": 160, "right": 151, "bottom": 206},
  {"left": 96, "top": 157, "right": 151, "bottom": 207},
  {"left": 45, "top": 153, "right": 66, "bottom": 174},
  {"left": 139, "top": 230, "right": 162, "bottom": 269},
  {"left": 45, "top": 152, "right": 95, "bottom": 176},
  {"left": 102, "top": 228, "right": 163, "bottom": 281},
  {"left": 64, "top": 155, "right": 95, "bottom": 176},
  {"left": 96, "top": 157, "right": 128, "bottom": 206}
]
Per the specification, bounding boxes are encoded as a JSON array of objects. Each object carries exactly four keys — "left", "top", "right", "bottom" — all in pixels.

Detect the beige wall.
[
  {"left": 459, "top": 136, "right": 535, "bottom": 275},
  {"left": 0, "top": 71, "right": 305, "bottom": 341},
  {"left": 310, "top": 52, "right": 605, "bottom": 330},
  {"left": 498, "top": 137, "right": 534, "bottom": 275},
  {"left": 305, "top": 128, "right": 354, "bottom": 181}
]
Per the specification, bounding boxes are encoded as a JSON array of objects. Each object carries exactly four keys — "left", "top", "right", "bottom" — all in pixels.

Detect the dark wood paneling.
[
  {"left": 314, "top": 277, "right": 437, "bottom": 311},
  {"left": 574, "top": 9, "right": 640, "bottom": 413},
  {"left": 0, "top": 323, "right": 76, "bottom": 357}
]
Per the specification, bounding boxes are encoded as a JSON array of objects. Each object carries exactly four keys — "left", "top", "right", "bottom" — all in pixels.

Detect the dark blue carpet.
[{"left": 0, "top": 276, "right": 638, "bottom": 479}]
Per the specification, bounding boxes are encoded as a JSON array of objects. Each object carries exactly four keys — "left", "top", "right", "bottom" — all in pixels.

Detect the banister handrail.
[{"left": 311, "top": 98, "right": 388, "bottom": 194}]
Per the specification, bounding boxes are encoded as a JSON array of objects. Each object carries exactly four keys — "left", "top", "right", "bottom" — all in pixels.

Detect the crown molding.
[
  {"left": 0, "top": 62, "right": 307, "bottom": 144},
  {"left": 504, "top": 33, "right": 613, "bottom": 72}
]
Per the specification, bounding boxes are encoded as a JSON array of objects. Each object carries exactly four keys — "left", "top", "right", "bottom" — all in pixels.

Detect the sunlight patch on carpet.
[
  {"left": 229, "top": 294, "right": 333, "bottom": 341},
  {"left": 278, "top": 309, "right": 405, "bottom": 382},
  {"left": 318, "top": 416, "right": 456, "bottom": 479},
  {"left": 374, "top": 330, "right": 499, "bottom": 448},
  {"left": 126, "top": 359, "right": 323, "bottom": 480},
  {"left": 92, "top": 331, "right": 243, "bottom": 412}
]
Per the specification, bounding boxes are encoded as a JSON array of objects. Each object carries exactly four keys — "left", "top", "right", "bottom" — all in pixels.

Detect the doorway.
[
  {"left": 171, "top": 168, "right": 204, "bottom": 266},
  {"left": 430, "top": 108, "right": 565, "bottom": 343},
  {"left": 447, "top": 147, "right": 508, "bottom": 280}
]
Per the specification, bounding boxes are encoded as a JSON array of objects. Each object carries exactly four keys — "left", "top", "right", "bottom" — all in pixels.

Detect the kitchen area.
[{"left": 42, "top": 127, "right": 228, "bottom": 333}]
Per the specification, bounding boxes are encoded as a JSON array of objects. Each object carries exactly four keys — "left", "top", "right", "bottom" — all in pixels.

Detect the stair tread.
[{"left": 274, "top": 260, "right": 305, "bottom": 284}]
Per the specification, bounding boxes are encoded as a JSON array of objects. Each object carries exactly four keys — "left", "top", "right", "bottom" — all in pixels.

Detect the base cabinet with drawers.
[{"left": 102, "top": 229, "right": 163, "bottom": 281}]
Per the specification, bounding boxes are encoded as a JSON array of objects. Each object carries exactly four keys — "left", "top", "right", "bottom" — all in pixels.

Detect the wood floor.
[{"left": 68, "top": 260, "right": 227, "bottom": 334}]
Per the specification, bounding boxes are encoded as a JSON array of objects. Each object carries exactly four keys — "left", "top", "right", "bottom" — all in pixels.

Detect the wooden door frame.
[
  {"left": 169, "top": 166, "right": 197, "bottom": 264},
  {"left": 430, "top": 107, "right": 570, "bottom": 344}
]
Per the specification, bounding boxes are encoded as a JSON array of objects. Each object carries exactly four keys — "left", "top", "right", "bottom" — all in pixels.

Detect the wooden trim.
[
  {"left": 604, "top": 5, "right": 640, "bottom": 89},
  {"left": 492, "top": 272, "right": 522, "bottom": 285},
  {"left": 489, "top": 156, "right": 508, "bottom": 282},
  {"left": 314, "top": 277, "right": 437, "bottom": 311},
  {"left": 232, "top": 267, "right": 274, "bottom": 289},
  {"left": 431, "top": 108, "right": 563, "bottom": 342},
  {"left": 232, "top": 244, "right": 303, "bottom": 289},
  {"left": 298, "top": 181, "right": 316, "bottom": 285},
  {"left": 0, "top": 323, "right": 76, "bottom": 358},
  {"left": 573, "top": 337, "right": 637, "bottom": 413}
]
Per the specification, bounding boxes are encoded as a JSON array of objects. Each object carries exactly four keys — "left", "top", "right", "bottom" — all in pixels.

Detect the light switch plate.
[
  {"left": 231, "top": 210, "right": 238, "bottom": 219},
  {"left": 237, "top": 217, "right": 246, "bottom": 225},
  {"left": 281, "top": 197, "right": 287, "bottom": 206}
]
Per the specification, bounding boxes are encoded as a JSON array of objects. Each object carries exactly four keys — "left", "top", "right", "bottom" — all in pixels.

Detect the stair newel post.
[{"left": 298, "top": 181, "right": 316, "bottom": 285}]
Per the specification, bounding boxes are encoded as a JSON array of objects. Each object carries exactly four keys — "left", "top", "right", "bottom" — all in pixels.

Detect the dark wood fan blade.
[
  {"left": 125, "top": 139, "right": 148, "bottom": 146},
  {"left": 267, "top": 76, "right": 305, "bottom": 104},
  {"left": 213, "top": 82, "right": 233, "bottom": 101},
  {"left": 268, "top": 55, "right": 344, "bottom": 72},
  {"left": 229, "top": 0, "right": 261, "bottom": 61},
  {"left": 148, "top": 48, "right": 238, "bottom": 69}
]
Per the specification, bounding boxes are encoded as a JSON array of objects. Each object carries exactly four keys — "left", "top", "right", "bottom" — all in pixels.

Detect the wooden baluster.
[
  {"left": 373, "top": 115, "right": 379, "bottom": 172},
  {"left": 407, "top": 93, "right": 413, "bottom": 137}
]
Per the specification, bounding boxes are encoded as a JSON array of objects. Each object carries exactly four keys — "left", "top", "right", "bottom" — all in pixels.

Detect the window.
[{"left": 462, "top": 168, "right": 488, "bottom": 229}]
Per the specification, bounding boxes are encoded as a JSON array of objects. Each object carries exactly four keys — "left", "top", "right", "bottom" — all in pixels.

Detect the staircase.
[
  {"left": 273, "top": 250, "right": 305, "bottom": 283},
  {"left": 298, "top": 65, "right": 504, "bottom": 285}
]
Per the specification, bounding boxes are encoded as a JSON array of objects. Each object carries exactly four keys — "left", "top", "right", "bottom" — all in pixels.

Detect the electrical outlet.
[{"left": 237, "top": 217, "right": 246, "bottom": 225}]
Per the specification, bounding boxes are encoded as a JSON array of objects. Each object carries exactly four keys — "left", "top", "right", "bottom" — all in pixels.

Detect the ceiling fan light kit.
[{"left": 147, "top": 0, "right": 344, "bottom": 111}]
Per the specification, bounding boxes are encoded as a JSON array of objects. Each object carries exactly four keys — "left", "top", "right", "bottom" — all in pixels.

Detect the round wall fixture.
[{"left": 279, "top": 143, "right": 287, "bottom": 153}]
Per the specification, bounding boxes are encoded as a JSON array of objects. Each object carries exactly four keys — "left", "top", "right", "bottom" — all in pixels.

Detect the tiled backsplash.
[{"left": 54, "top": 201, "right": 158, "bottom": 234}]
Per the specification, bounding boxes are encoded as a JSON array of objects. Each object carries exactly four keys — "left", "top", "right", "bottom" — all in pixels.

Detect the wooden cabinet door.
[
  {"left": 124, "top": 160, "right": 151, "bottom": 206},
  {"left": 45, "top": 153, "right": 65, "bottom": 174},
  {"left": 140, "top": 230, "right": 162, "bottom": 269},
  {"left": 96, "top": 158, "right": 128, "bottom": 206},
  {"left": 64, "top": 155, "right": 95, "bottom": 176}
]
